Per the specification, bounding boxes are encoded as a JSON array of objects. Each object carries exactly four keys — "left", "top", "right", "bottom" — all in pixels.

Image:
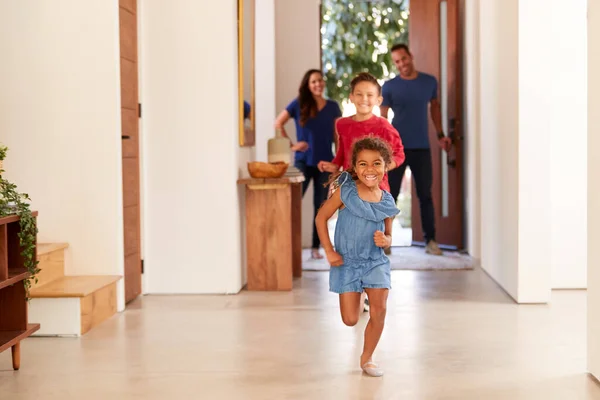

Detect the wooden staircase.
[{"left": 29, "top": 243, "right": 121, "bottom": 336}]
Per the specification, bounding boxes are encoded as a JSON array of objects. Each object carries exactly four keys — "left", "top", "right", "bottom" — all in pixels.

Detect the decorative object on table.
[
  {"left": 0, "top": 144, "right": 39, "bottom": 299},
  {"left": 267, "top": 128, "right": 291, "bottom": 164},
  {"left": 283, "top": 165, "right": 303, "bottom": 177},
  {"left": 247, "top": 161, "right": 289, "bottom": 179}
]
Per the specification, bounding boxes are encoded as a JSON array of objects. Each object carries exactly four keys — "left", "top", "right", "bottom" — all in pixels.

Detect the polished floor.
[{"left": 1, "top": 268, "right": 599, "bottom": 399}]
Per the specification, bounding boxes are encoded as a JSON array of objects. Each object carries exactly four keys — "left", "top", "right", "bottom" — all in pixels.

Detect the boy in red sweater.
[{"left": 318, "top": 72, "right": 405, "bottom": 192}]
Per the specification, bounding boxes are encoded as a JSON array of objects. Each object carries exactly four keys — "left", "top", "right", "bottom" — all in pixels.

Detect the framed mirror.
[{"left": 238, "top": 0, "right": 255, "bottom": 147}]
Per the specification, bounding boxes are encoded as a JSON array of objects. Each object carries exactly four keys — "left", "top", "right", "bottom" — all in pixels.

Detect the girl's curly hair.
[{"left": 326, "top": 136, "right": 393, "bottom": 190}]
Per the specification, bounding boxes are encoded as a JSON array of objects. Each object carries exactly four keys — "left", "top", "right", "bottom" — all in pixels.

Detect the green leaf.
[{"left": 321, "top": 0, "right": 409, "bottom": 105}]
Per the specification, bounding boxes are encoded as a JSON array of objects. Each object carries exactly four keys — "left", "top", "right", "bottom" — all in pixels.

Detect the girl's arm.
[
  {"left": 315, "top": 188, "right": 344, "bottom": 266},
  {"left": 384, "top": 217, "right": 393, "bottom": 246},
  {"left": 374, "top": 217, "right": 394, "bottom": 248}
]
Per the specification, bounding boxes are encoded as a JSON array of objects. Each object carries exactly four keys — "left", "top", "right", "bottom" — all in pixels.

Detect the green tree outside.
[{"left": 321, "top": 0, "right": 410, "bottom": 105}]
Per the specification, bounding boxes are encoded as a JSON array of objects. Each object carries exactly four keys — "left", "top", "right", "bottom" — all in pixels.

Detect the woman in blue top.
[
  {"left": 315, "top": 137, "right": 399, "bottom": 377},
  {"left": 275, "top": 69, "right": 342, "bottom": 259}
]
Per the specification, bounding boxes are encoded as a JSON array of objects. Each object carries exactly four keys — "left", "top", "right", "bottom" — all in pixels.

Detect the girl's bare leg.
[
  {"left": 360, "top": 288, "right": 389, "bottom": 366},
  {"left": 339, "top": 292, "right": 362, "bottom": 326}
]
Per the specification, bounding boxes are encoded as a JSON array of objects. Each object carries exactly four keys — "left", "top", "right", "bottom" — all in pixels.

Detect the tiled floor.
[{"left": 1, "top": 268, "right": 599, "bottom": 399}]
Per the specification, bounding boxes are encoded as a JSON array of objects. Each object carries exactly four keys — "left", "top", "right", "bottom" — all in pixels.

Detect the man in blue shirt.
[{"left": 381, "top": 43, "right": 451, "bottom": 256}]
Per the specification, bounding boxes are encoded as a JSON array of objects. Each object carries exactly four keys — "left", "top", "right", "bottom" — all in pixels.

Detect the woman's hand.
[
  {"left": 326, "top": 249, "right": 344, "bottom": 267},
  {"left": 291, "top": 141, "right": 309, "bottom": 152},
  {"left": 318, "top": 161, "right": 339, "bottom": 173},
  {"left": 373, "top": 231, "right": 391, "bottom": 248}
]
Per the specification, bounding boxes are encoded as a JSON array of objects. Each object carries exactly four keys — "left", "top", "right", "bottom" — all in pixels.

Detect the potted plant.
[
  {"left": 0, "top": 144, "right": 7, "bottom": 170},
  {"left": 0, "top": 145, "right": 39, "bottom": 298}
]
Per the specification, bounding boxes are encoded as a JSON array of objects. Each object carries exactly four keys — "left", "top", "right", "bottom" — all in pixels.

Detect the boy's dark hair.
[
  {"left": 390, "top": 43, "right": 411, "bottom": 55},
  {"left": 350, "top": 72, "right": 381, "bottom": 95},
  {"left": 326, "top": 136, "right": 393, "bottom": 189}
]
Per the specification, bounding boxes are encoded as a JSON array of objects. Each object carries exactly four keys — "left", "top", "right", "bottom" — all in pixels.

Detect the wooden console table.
[
  {"left": 0, "top": 213, "right": 40, "bottom": 370},
  {"left": 237, "top": 174, "right": 304, "bottom": 291}
]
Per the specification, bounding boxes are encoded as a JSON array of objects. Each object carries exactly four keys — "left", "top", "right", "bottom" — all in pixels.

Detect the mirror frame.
[{"left": 237, "top": 0, "right": 255, "bottom": 147}]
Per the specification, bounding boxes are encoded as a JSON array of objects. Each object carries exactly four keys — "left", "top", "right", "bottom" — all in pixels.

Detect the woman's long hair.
[{"left": 298, "top": 69, "right": 323, "bottom": 127}]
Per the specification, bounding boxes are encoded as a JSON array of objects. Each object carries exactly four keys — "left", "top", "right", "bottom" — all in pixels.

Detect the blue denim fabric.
[{"left": 329, "top": 172, "right": 400, "bottom": 294}]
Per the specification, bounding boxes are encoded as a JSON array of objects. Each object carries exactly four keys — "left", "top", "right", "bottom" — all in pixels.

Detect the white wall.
[
  {"left": 254, "top": 0, "right": 277, "bottom": 163},
  {"left": 464, "top": 0, "right": 480, "bottom": 259},
  {"left": 549, "top": 0, "right": 587, "bottom": 289},
  {"left": 516, "top": 0, "right": 553, "bottom": 302},
  {"left": 0, "top": 1, "right": 125, "bottom": 309},
  {"left": 234, "top": 0, "right": 276, "bottom": 287},
  {"left": 275, "top": 0, "right": 321, "bottom": 248},
  {"left": 141, "top": 0, "right": 244, "bottom": 294},
  {"left": 478, "top": 0, "right": 520, "bottom": 300},
  {"left": 588, "top": 0, "right": 600, "bottom": 381},
  {"left": 477, "top": 0, "right": 555, "bottom": 303}
]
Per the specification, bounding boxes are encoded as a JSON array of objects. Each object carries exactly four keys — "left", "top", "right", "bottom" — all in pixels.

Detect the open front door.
[{"left": 410, "top": 0, "right": 464, "bottom": 249}]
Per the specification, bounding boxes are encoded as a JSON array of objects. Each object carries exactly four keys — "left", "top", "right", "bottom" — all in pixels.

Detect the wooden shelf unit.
[{"left": 0, "top": 212, "right": 40, "bottom": 370}]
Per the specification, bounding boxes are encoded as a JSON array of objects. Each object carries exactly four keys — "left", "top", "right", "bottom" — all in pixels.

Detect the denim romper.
[{"left": 329, "top": 172, "right": 400, "bottom": 294}]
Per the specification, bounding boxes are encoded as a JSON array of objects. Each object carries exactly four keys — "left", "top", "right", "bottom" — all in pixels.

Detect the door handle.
[
  {"left": 121, "top": 135, "right": 131, "bottom": 139},
  {"left": 447, "top": 118, "right": 459, "bottom": 168},
  {"left": 448, "top": 118, "right": 463, "bottom": 143}
]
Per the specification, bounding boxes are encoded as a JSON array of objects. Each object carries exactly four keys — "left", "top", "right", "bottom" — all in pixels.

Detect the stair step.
[
  {"left": 29, "top": 275, "right": 121, "bottom": 336},
  {"left": 30, "top": 275, "right": 121, "bottom": 298},
  {"left": 34, "top": 243, "right": 69, "bottom": 289},
  {"left": 37, "top": 242, "right": 69, "bottom": 256}
]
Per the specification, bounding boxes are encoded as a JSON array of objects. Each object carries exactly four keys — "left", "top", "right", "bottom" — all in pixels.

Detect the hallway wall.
[
  {"left": 0, "top": 0, "right": 126, "bottom": 309},
  {"left": 473, "top": 0, "right": 589, "bottom": 301},
  {"left": 275, "top": 0, "right": 321, "bottom": 248},
  {"left": 141, "top": 0, "right": 245, "bottom": 294},
  {"left": 549, "top": 0, "right": 588, "bottom": 289},
  {"left": 588, "top": 0, "right": 600, "bottom": 381},
  {"left": 477, "top": 0, "right": 521, "bottom": 300},
  {"left": 254, "top": 0, "right": 277, "bottom": 164},
  {"left": 464, "top": 0, "right": 481, "bottom": 259}
]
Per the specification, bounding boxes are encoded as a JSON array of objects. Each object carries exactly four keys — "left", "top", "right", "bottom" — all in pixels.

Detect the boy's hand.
[
  {"left": 326, "top": 249, "right": 344, "bottom": 267},
  {"left": 318, "top": 161, "right": 339, "bottom": 173},
  {"left": 374, "top": 231, "right": 391, "bottom": 248}
]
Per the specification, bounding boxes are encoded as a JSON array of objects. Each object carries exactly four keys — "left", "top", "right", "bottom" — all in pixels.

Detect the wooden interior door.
[
  {"left": 409, "top": 0, "right": 464, "bottom": 249},
  {"left": 119, "top": 0, "right": 142, "bottom": 302}
]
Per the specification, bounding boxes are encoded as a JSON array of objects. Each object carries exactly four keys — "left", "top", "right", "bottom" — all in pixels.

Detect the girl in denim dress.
[{"left": 315, "top": 137, "right": 399, "bottom": 377}]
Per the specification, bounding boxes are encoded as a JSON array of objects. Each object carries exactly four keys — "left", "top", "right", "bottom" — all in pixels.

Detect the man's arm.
[
  {"left": 430, "top": 98, "right": 443, "bottom": 134},
  {"left": 430, "top": 98, "right": 451, "bottom": 152},
  {"left": 382, "top": 120, "right": 405, "bottom": 170},
  {"left": 380, "top": 81, "right": 392, "bottom": 120},
  {"left": 380, "top": 106, "right": 390, "bottom": 119}
]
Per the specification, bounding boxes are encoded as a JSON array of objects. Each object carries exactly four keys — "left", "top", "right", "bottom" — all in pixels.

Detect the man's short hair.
[{"left": 390, "top": 43, "right": 411, "bottom": 55}]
